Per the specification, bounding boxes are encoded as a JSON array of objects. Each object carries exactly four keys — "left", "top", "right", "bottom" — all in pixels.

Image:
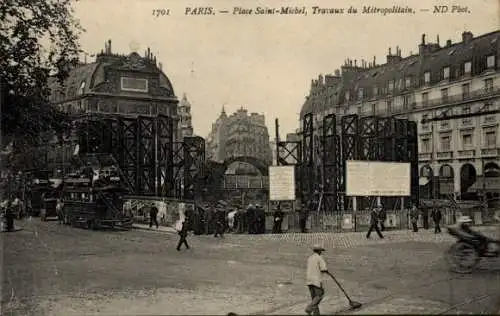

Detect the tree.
[{"left": 0, "top": 0, "right": 84, "bottom": 144}]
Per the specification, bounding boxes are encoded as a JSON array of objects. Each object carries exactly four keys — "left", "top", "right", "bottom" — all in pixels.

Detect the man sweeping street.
[{"left": 305, "top": 244, "right": 329, "bottom": 315}]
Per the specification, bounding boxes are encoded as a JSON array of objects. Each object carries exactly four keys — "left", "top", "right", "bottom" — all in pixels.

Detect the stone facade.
[
  {"left": 206, "top": 107, "right": 272, "bottom": 171},
  {"left": 299, "top": 30, "right": 500, "bottom": 200},
  {"left": 177, "top": 93, "right": 194, "bottom": 140},
  {"left": 49, "top": 40, "right": 179, "bottom": 139}
]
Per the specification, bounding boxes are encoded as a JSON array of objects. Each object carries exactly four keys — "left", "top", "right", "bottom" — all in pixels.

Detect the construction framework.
[
  {"left": 301, "top": 113, "right": 314, "bottom": 201},
  {"left": 29, "top": 113, "right": 204, "bottom": 200},
  {"left": 296, "top": 113, "right": 418, "bottom": 213}
]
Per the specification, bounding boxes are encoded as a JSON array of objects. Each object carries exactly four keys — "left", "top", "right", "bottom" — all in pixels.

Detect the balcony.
[
  {"left": 457, "top": 149, "right": 475, "bottom": 159},
  {"left": 436, "top": 151, "right": 453, "bottom": 160},
  {"left": 480, "top": 148, "right": 500, "bottom": 158},
  {"left": 396, "top": 86, "right": 500, "bottom": 113},
  {"left": 418, "top": 153, "right": 432, "bottom": 161}
]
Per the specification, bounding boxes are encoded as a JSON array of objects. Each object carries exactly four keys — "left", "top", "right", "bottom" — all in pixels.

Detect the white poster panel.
[
  {"left": 346, "top": 160, "right": 411, "bottom": 196},
  {"left": 269, "top": 166, "right": 295, "bottom": 201}
]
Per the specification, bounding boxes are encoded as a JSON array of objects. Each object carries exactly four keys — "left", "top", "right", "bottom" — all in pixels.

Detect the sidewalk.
[{"left": 132, "top": 223, "right": 176, "bottom": 234}]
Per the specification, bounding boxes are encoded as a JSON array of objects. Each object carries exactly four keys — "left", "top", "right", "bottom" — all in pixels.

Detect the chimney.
[
  {"left": 108, "top": 39, "right": 112, "bottom": 54},
  {"left": 147, "top": 47, "right": 151, "bottom": 59},
  {"left": 422, "top": 34, "right": 426, "bottom": 44},
  {"left": 462, "top": 31, "right": 473, "bottom": 44},
  {"left": 373, "top": 56, "right": 376, "bottom": 66},
  {"left": 389, "top": 47, "right": 392, "bottom": 55},
  {"left": 446, "top": 39, "right": 452, "bottom": 47},
  {"left": 437, "top": 34, "right": 440, "bottom": 46},
  {"left": 334, "top": 69, "right": 340, "bottom": 76},
  {"left": 159, "top": 62, "right": 163, "bottom": 71}
]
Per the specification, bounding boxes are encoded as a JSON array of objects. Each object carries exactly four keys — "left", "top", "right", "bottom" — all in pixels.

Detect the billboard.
[
  {"left": 345, "top": 160, "right": 411, "bottom": 196},
  {"left": 269, "top": 166, "right": 295, "bottom": 201}
]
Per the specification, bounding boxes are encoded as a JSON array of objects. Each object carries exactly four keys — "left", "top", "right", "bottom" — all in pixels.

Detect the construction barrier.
[{"left": 277, "top": 206, "right": 495, "bottom": 233}]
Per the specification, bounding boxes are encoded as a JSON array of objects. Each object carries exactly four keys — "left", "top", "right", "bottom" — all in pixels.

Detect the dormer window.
[
  {"left": 443, "top": 67, "right": 450, "bottom": 80},
  {"left": 486, "top": 55, "right": 496, "bottom": 68},
  {"left": 424, "top": 72, "right": 430, "bottom": 84},
  {"left": 464, "top": 61, "right": 472, "bottom": 74},
  {"left": 405, "top": 77, "right": 411, "bottom": 89},
  {"left": 358, "top": 88, "right": 364, "bottom": 100},
  {"left": 78, "top": 81, "right": 86, "bottom": 95},
  {"left": 388, "top": 80, "right": 394, "bottom": 92}
]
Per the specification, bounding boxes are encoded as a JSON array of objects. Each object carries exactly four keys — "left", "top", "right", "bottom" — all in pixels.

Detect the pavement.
[{"left": 1, "top": 218, "right": 499, "bottom": 315}]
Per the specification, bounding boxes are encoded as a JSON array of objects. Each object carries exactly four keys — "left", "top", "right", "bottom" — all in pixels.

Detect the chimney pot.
[
  {"left": 422, "top": 34, "right": 426, "bottom": 44},
  {"left": 108, "top": 39, "right": 112, "bottom": 53},
  {"left": 389, "top": 47, "right": 392, "bottom": 55}
]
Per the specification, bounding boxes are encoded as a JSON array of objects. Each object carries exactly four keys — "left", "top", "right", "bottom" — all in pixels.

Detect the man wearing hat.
[{"left": 305, "top": 244, "right": 329, "bottom": 315}]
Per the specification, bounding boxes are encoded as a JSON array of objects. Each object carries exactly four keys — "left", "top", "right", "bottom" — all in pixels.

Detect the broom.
[{"left": 326, "top": 272, "right": 363, "bottom": 310}]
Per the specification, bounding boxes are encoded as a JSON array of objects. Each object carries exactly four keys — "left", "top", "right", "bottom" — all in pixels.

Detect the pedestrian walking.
[
  {"left": 273, "top": 203, "right": 284, "bottom": 234},
  {"left": 410, "top": 204, "right": 419, "bottom": 232},
  {"left": 176, "top": 216, "right": 190, "bottom": 251},
  {"left": 214, "top": 207, "right": 225, "bottom": 238},
  {"left": 305, "top": 244, "right": 329, "bottom": 316},
  {"left": 422, "top": 205, "right": 430, "bottom": 229},
  {"left": 366, "top": 207, "right": 384, "bottom": 239},
  {"left": 431, "top": 207, "right": 442, "bottom": 233},
  {"left": 149, "top": 205, "right": 159, "bottom": 229},
  {"left": 56, "top": 198, "right": 64, "bottom": 224},
  {"left": 378, "top": 205, "right": 387, "bottom": 232}
]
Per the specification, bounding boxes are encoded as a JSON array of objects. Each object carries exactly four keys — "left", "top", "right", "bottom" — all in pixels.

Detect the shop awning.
[{"left": 468, "top": 177, "right": 500, "bottom": 193}]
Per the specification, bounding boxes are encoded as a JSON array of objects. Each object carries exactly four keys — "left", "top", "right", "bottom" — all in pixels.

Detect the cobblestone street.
[{"left": 2, "top": 219, "right": 500, "bottom": 315}]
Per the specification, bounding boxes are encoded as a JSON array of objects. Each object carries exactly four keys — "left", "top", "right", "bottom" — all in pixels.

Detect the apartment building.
[{"left": 299, "top": 30, "right": 500, "bottom": 200}]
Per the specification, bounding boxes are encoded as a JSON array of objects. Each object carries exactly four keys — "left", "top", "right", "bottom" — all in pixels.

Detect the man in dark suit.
[
  {"left": 149, "top": 206, "right": 159, "bottom": 229},
  {"left": 176, "top": 216, "right": 190, "bottom": 251},
  {"left": 367, "top": 207, "right": 384, "bottom": 239},
  {"left": 431, "top": 208, "right": 442, "bottom": 233}
]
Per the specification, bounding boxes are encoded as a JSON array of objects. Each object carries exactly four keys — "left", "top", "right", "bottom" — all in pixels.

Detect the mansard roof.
[
  {"left": 48, "top": 52, "right": 176, "bottom": 101},
  {"left": 300, "top": 30, "right": 500, "bottom": 116}
]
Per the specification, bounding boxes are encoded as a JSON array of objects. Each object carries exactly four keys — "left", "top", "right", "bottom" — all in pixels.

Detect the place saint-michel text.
[{"left": 153, "top": 4, "right": 472, "bottom": 17}]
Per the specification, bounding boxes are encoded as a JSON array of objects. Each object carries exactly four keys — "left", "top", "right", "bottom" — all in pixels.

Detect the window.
[
  {"left": 421, "top": 138, "right": 431, "bottom": 153},
  {"left": 485, "top": 131, "right": 497, "bottom": 147},
  {"left": 388, "top": 80, "right": 394, "bottom": 92},
  {"left": 386, "top": 99, "right": 392, "bottom": 113},
  {"left": 345, "top": 91, "right": 350, "bottom": 101},
  {"left": 440, "top": 136, "right": 451, "bottom": 151},
  {"left": 358, "top": 88, "right": 364, "bottom": 100},
  {"left": 424, "top": 72, "right": 430, "bottom": 84},
  {"left": 422, "top": 92, "right": 429, "bottom": 106},
  {"left": 121, "top": 77, "right": 148, "bottom": 92},
  {"left": 443, "top": 67, "right": 450, "bottom": 79},
  {"left": 486, "top": 55, "right": 495, "bottom": 68},
  {"left": 464, "top": 61, "right": 472, "bottom": 74},
  {"left": 462, "top": 134, "right": 472, "bottom": 147},
  {"left": 405, "top": 77, "right": 411, "bottom": 89},
  {"left": 373, "top": 86, "right": 378, "bottom": 96},
  {"left": 402, "top": 95, "right": 410, "bottom": 110},
  {"left": 485, "top": 78, "right": 493, "bottom": 92},
  {"left": 441, "top": 88, "right": 449, "bottom": 101},
  {"left": 462, "top": 105, "right": 471, "bottom": 114},
  {"left": 78, "top": 81, "right": 86, "bottom": 95},
  {"left": 462, "top": 83, "right": 470, "bottom": 99}
]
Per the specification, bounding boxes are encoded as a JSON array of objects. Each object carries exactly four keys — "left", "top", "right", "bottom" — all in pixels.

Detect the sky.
[{"left": 72, "top": 0, "right": 499, "bottom": 138}]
